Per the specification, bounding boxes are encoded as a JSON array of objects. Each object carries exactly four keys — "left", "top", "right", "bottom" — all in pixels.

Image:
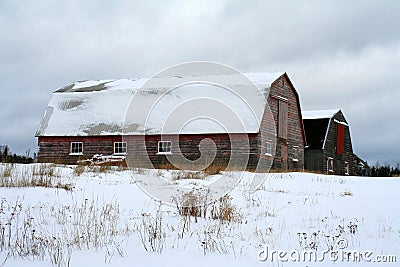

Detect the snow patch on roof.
[
  {"left": 302, "top": 109, "right": 340, "bottom": 120},
  {"left": 72, "top": 80, "right": 114, "bottom": 89}
]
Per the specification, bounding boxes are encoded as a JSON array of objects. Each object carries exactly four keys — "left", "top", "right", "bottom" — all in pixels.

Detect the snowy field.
[{"left": 0, "top": 163, "right": 399, "bottom": 267}]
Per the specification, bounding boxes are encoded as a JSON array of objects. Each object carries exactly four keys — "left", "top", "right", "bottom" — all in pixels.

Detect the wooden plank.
[{"left": 278, "top": 100, "right": 288, "bottom": 139}]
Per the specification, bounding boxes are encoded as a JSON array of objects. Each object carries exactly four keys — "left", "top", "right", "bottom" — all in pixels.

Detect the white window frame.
[
  {"left": 327, "top": 157, "right": 334, "bottom": 173},
  {"left": 114, "top": 142, "right": 127, "bottom": 155},
  {"left": 157, "top": 141, "right": 172, "bottom": 154},
  {"left": 70, "top": 142, "right": 83, "bottom": 155},
  {"left": 344, "top": 161, "right": 349, "bottom": 175},
  {"left": 292, "top": 146, "right": 299, "bottom": 162},
  {"left": 265, "top": 140, "right": 272, "bottom": 156}
]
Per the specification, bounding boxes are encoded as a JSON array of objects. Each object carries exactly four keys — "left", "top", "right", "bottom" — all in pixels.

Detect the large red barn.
[{"left": 36, "top": 72, "right": 306, "bottom": 172}]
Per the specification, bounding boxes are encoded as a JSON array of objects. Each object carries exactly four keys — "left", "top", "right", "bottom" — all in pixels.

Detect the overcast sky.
[{"left": 0, "top": 0, "right": 399, "bottom": 165}]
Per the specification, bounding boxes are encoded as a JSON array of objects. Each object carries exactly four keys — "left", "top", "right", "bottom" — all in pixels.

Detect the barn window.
[
  {"left": 114, "top": 142, "right": 127, "bottom": 155},
  {"left": 292, "top": 146, "right": 298, "bottom": 161},
  {"left": 70, "top": 142, "right": 83, "bottom": 155},
  {"left": 345, "top": 162, "right": 349, "bottom": 175},
  {"left": 158, "top": 141, "right": 172, "bottom": 154},
  {"left": 327, "top": 157, "right": 334, "bottom": 173},
  {"left": 265, "top": 140, "right": 272, "bottom": 155}
]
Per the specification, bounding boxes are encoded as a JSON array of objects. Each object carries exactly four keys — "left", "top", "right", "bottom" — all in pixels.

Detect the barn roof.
[
  {"left": 36, "top": 72, "right": 285, "bottom": 137},
  {"left": 302, "top": 109, "right": 340, "bottom": 120},
  {"left": 302, "top": 109, "right": 346, "bottom": 149}
]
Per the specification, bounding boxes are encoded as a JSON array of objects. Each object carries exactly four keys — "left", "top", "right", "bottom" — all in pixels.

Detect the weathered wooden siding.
[
  {"left": 259, "top": 74, "right": 305, "bottom": 171},
  {"left": 38, "top": 134, "right": 260, "bottom": 169},
  {"left": 305, "top": 112, "right": 357, "bottom": 175},
  {"left": 125, "top": 133, "right": 259, "bottom": 170},
  {"left": 304, "top": 149, "right": 323, "bottom": 172},
  {"left": 322, "top": 111, "right": 357, "bottom": 175},
  {"left": 37, "top": 136, "right": 123, "bottom": 164}
]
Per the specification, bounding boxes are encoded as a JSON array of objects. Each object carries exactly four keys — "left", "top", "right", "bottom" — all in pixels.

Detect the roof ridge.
[{"left": 302, "top": 108, "right": 341, "bottom": 119}]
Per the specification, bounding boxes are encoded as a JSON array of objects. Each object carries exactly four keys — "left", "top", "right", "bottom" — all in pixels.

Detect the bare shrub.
[
  {"left": 298, "top": 216, "right": 360, "bottom": 251},
  {"left": 172, "top": 189, "right": 242, "bottom": 225},
  {"left": 254, "top": 225, "right": 274, "bottom": 244},
  {"left": 198, "top": 222, "right": 238, "bottom": 255},
  {"left": 172, "top": 188, "right": 210, "bottom": 223},
  {"left": 210, "top": 194, "right": 242, "bottom": 224},
  {"left": 136, "top": 207, "right": 166, "bottom": 253},
  {"left": 199, "top": 224, "right": 230, "bottom": 255}
]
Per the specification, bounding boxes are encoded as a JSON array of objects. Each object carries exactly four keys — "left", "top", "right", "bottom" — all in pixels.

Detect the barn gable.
[
  {"left": 303, "top": 109, "right": 356, "bottom": 175},
  {"left": 302, "top": 109, "right": 340, "bottom": 149},
  {"left": 265, "top": 73, "right": 306, "bottom": 171}
]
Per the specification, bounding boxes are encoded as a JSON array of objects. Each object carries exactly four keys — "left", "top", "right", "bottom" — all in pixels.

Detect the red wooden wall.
[{"left": 336, "top": 124, "right": 344, "bottom": 155}]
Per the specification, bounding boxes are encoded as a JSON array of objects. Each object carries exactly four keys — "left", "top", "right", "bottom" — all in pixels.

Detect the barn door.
[
  {"left": 278, "top": 101, "right": 288, "bottom": 139},
  {"left": 336, "top": 124, "right": 344, "bottom": 155},
  {"left": 281, "top": 144, "right": 288, "bottom": 171}
]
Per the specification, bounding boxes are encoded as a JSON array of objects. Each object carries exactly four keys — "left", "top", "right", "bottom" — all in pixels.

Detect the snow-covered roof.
[
  {"left": 36, "top": 72, "right": 285, "bottom": 136},
  {"left": 302, "top": 109, "right": 340, "bottom": 120}
]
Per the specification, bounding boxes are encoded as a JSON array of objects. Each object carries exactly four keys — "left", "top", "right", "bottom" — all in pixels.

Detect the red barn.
[{"left": 36, "top": 72, "right": 305, "bottom": 172}]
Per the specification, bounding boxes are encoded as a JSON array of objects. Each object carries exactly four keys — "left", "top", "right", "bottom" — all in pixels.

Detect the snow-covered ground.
[{"left": 0, "top": 163, "right": 399, "bottom": 266}]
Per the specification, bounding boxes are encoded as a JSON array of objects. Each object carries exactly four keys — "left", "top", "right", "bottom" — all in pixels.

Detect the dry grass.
[
  {"left": 204, "top": 164, "right": 224, "bottom": 175},
  {"left": 73, "top": 164, "right": 86, "bottom": 176},
  {"left": 0, "top": 164, "right": 248, "bottom": 265},
  {"left": 171, "top": 170, "right": 208, "bottom": 181},
  {"left": 0, "top": 164, "right": 74, "bottom": 191},
  {"left": 0, "top": 197, "right": 122, "bottom": 266},
  {"left": 73, "top": 164, "right": 127, "bottom": 177},
  {"left": 2, "top": 164, "right": 13, "bottom": 177},
  {"left": 269, "top": 168, "right": 309, "bottom": 174}
]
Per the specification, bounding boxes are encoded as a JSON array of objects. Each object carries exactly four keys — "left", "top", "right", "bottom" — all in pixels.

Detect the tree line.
[
  {"left": 0, "top": 145, "right": 34, "bottom": 164},
  {"left": 370, "top": 162, "right": 400, "bottom": 177}
]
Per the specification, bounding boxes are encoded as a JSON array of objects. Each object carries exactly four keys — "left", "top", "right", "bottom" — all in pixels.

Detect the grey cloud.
[{"left": 0, "top": 0, "right": 399, "bottom": 165}]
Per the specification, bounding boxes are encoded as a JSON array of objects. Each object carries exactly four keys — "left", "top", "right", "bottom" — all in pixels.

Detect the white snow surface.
[
  {"left": 334, "top": 119, "right": 349, "bottom": 126},
  {"left": 36, "top": 72, "right": 284, "bottom": 136},
  {"left": 302, "top": 109, "right": 340, "bottom": 119},
  {"left": 72, "top": 79, "right": 114, "bottom": 89},
  {"left": 0, "top": 163, "right": 399, "bottom": 267}
]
